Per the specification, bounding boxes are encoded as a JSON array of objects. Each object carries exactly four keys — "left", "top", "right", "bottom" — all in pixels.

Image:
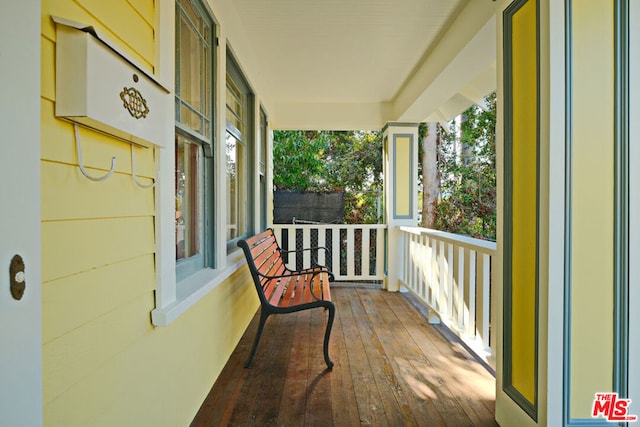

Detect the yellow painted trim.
[
  {"left": 394, "top": 135, "right": 411, "bottom": 217},
  {"left": 510, "top": 0, "right": 538, "bottom": 404}
]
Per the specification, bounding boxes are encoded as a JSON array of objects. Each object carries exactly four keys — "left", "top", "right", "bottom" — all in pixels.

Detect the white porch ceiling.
[{"left": 230, "top": 0, "right": 497, "bottom": 129}]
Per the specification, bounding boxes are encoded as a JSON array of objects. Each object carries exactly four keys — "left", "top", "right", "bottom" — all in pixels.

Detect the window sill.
[{"left": 151, "top": 255, "right": 246, "bottom": 327}]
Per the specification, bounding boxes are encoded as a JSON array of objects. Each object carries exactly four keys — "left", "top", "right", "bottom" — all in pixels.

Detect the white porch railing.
[
  {"left": 270, "top": 224, "right": 495, "bottom": 366},
  {"left": 399, "top": 226, "right": 496, "bottom": 367},
  {"left": 272, "top": 224, "right": 386, "bottom": 282}
]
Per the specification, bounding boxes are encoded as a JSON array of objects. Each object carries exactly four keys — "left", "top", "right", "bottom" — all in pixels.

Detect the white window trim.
[
  {"left": 151, "top": 1, "right": 249, "bottom": 327},
  {"left": 152, "top": 256, "right": 245, "bottom": 326}
]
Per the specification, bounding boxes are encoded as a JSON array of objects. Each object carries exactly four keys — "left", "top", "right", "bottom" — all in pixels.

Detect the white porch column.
[{"left": 383, "top": 122, "right": 419, "bottom": 292}]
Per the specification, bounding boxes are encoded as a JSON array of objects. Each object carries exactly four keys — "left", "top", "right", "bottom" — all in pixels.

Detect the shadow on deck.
[{"left": 191, "top": 284, "right": 497, "bottom": 426}]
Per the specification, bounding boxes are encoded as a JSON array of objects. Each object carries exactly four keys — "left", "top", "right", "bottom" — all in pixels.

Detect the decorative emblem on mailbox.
[{"left": 120, "top": 87, "right": 150, "bottom": 119}]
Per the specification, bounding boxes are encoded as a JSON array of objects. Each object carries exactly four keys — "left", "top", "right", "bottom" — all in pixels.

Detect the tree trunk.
[
  {"left": 421, "top": 122, "right": 440, "bottom": 228},
  {"left": 459, "top": 114, "right": 472, "bottom": 165}
]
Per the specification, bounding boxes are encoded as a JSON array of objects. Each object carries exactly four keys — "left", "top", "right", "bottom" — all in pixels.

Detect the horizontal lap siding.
[
  {"left": 41, "top": 0, "right": 154, "bottom": 73},
  {"left": 42, "top": 255, "right": 155, "bottom": 343},
  {"left": 42, "top": 217, "right": 155, "bottom": 282},
  {"left": 44, "top": 267, "right": 258, "bottom": 427},
  {"left": 42, "top": 2, "right": 259, "bottom": 425},
  {"left": 43, "top": 293, "right": 155, "bottom": 402},
  {"left": 41, "top": 0, "right": 159, "bottom": 420},
  {"left": 40, "top": 100, "right": 156, "bottom": 180}
]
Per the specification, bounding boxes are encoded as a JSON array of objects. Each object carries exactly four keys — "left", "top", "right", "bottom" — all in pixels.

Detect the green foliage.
[
  {"left": 434, "top": 92, "right": 497, "bottom": 240},
  {"left": 272, "top": 130, "right": 331, "bottom": 191},
  {"left": 272, "top": 94, "right": 496, "bottom": 233},
  {"left": 272, "top": 130, "right": 383, "bottom": 224},
  {"left": 322, "top": 131, "right": 383, "bottom": 192}
]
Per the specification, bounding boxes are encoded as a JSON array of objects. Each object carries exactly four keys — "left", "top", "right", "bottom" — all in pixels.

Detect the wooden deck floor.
[{"left": 191, "top": 285, "right": 497, "bottom": 427}]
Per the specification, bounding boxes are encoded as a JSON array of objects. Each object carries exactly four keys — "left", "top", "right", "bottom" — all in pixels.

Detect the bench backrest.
[{"left": 237, "top": 228, "right": 287, "bottom": 305}]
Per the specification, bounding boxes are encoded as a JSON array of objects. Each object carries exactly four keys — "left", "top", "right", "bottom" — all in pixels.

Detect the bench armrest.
[
  {"left": 280, "top": 246, "right": 330, "bottom": 256},
  {"left": 257, "top": 265, "right": 327, "bottom": 281},
  {"left": 280, "top": 246, "right": 331, "bottom": 268}
]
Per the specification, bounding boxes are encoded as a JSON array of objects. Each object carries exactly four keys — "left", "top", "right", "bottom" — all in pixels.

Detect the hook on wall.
[
  {"left": 131, "top": 144, "right": 156, "bottom": 189},
  {"left": 74, "top": 124, "right": 116, "bottom": 181}
]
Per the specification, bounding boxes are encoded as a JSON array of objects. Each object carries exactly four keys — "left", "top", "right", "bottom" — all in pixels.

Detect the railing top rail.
[
  {"left": 272, "top": 224, "right": 387, "bottom": 230},
  {"left": 399, "top": 226, "right": 497, "bottom": 254}
]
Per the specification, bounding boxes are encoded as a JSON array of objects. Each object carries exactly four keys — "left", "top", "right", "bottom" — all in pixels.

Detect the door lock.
[{"left": 9, "top": 255, "right": 25, "bottom": 300}]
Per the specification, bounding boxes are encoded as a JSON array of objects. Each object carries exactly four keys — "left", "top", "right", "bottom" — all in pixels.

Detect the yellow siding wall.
[
  {"left": 509, "top": 0, "right": 537, "bottom": 404},
  {"left": 41, "top": 1, "right": 257, "bottom": 425},
  {"left": 569, "top": 0, "right": 614, "bottom": 418}
]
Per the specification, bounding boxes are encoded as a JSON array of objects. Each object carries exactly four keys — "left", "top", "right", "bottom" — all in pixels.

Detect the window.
[
  {"left": 259, "top": 108, "right": 268, "bottom": 231},
  {"left": 175, "top": 0, "right": 212, "bottom": 142},
  {"left": 226, "top": 54, "right": 253, "bottom": 248},
  {"left": 175, "top": 0, "right": 214, "bottom": 279},
  {"left": 154, "top": 0, "right": 269, "bottom": 326},
  {"left": 175, "top": 135, "right": 202, "bottom": 261}
]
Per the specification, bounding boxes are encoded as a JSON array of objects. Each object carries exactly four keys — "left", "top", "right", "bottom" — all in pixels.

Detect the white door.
[{"left": 0, "top": 1, "right": 43, "bottom": 426}]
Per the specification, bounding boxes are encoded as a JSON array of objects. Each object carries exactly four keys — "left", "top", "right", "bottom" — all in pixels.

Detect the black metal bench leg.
[
  {"left": 323, "top": 303, "right": 336, "bottom": 369},
  {"left": 245, "top": 308, "right": 270, "bottom": 368}
]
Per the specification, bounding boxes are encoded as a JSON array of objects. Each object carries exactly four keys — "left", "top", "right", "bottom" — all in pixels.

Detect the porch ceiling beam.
[
  {"left": 426, "top": 108, "right": 452, "bottom": 132},
  {"left": 392, "top": 1, "right": 496, "bottom": 123},
  {"left": 271, "top": 101, "right": 392, "bottom": 131}
]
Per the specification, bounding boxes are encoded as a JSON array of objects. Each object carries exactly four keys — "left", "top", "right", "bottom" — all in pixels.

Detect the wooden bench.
[{"left": 237, "top": 228, "right": 335, "bottom": 369}]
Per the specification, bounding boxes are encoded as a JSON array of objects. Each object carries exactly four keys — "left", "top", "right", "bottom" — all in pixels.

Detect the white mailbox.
[{"left": 54, "top": 17, "right": 170, "bottom": 148}]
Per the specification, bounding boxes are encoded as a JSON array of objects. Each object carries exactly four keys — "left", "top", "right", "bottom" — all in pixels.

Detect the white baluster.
[{"left": 362, "top": 227, "right": 371, "bottom": 279}]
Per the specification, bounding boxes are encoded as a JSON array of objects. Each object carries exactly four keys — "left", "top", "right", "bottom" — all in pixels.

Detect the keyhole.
[{"left": 9, "top": 254, "right": 25, "bottom": 300}]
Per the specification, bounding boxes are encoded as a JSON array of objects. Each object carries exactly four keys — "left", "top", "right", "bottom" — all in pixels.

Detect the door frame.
[
  {"left": 628, "top": 0, "right": 640, "bottom": 417},
  {"left": 495, "top": 0, "right": 566, "bottom": 425},
  {"left": 0, "top": 1, "right": 43, "bottom": 426}
]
